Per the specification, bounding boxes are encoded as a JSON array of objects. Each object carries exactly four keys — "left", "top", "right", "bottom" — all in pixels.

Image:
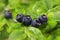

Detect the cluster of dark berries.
[
  {"left": 16, "top": 14, "right": 32, "bottom": 26},
  {"left": 4, "top": 11, "right": 48, "bottom": 27},
  {"left": 31, "top": 14, "right": 47, "bottom": 28}
]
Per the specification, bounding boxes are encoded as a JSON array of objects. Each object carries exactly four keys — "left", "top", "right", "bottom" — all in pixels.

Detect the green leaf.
[
  {"left": 47, "top": 35, "right": 55, "bottom": 40},
  {"left": 9, "top": 28, "right": 26, "bottom": 40},
  {"left": 45, "top": 12, "right": 57, "bottom": 31},
  {"left": 27, "top": 27, "right": 45, "bottom": 40},
  {"left": 52, "top": 28, "right": 60, "bottom": 36},
  {"left": 41, "top": 0, "right": 53, "bottom": 10},
  {"left": 7, "top": 21, "right": 22, "bottom": 33},
  {"left": 26, "top": 0, "right": 54, "bottom": 19},
  {"left": 27, "top": 1, "right": 45, "bottom": 19},
  {"left": 8, "top": 0, "right": 20, "bottom": 9},
  {"left": 55, "top": 36, "right": 60, "bottom": 40},
  {"left": 0, "top": 28, "right": 9, "bottom": 40},
  {"left": 0, "top": 15, "right": 7, "bottom": 31},
  {"left": 47, "top": 28, "right": 60, "bottom": 40},
  {"left": 9, "top": 27, "right": 45, "bottom": 40},
  {"left": 45, "top": 6, "right": 60, "bottom": 31},
  {"left": 47, "top": 20, "right": 57, "bottom": 29},
  {"left": 47, "top": 6, "right": 60, "bottom": 21},
  {"left": 0, "top": 2, "right": 5, "bottom": 11},
  {"left": 53, "top": 0, "right": 60, "bottom": 5},
  {"left": 47, "top": 30, "right": 60, "bottom": 40}
]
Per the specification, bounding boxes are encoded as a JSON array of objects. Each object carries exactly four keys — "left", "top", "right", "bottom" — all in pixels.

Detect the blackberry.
[
  {"left": 38, "top": 14, "right": 47, "bottom": 24},
  {"left": 4, "top": 11, "right": 12, "bottom": 20},
  {"left": 22, "top": 15, "right": 32, "bottom": 26},
  {"left": 31, "top": 19, "right": 41, "bottom": 28},
  {"left": 16, "top": 14, "right": 24, "bottom": 22}
]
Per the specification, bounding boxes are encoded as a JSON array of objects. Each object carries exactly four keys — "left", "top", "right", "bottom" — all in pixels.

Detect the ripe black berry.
[
  {"left": 22, "top": 15, "right": 32, "bottom": 26},
  {"left": 16, "top": 14, "right": 24, "bottom": 22},
  {"left": 38, "top": 14, "right": 47, "bottom": 24},
  {"left": 4, "top": 11, "right": 12, "bottom": 20},
  {"left": 31, "top": 19, "right": 41, "bottom": 27}
]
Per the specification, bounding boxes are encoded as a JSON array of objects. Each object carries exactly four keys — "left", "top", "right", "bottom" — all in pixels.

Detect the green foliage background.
[{"left": 0, "top": 0, "right": 60, "bottom": 40}]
